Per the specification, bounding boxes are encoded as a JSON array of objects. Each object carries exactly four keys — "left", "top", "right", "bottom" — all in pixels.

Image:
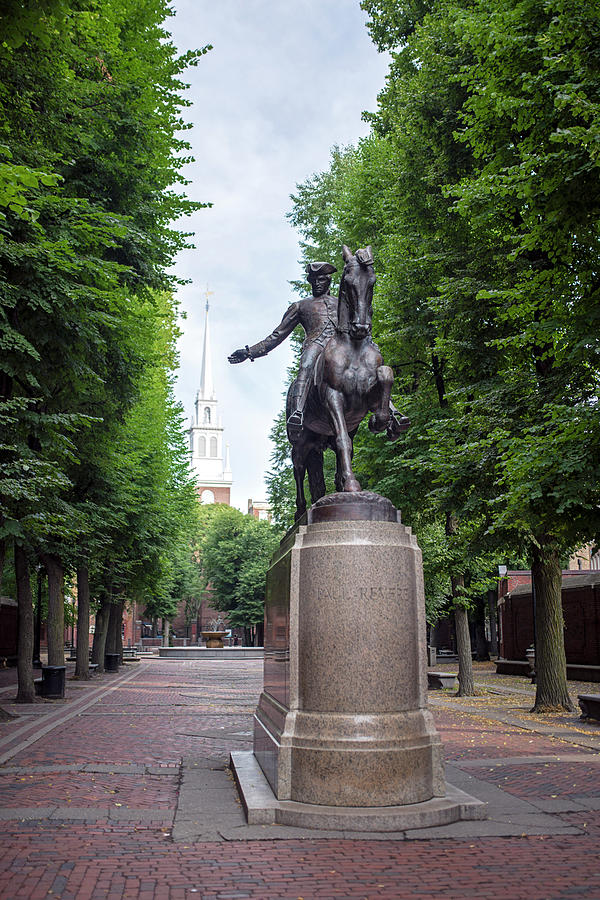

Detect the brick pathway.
[{"left": 0, "top": 659, "right": 599, "bottom": 900}]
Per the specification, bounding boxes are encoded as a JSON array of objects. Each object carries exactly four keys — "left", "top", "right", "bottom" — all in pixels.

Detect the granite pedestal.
[{"left": 234, "top": 492, "right": 485, "bottom": 830}]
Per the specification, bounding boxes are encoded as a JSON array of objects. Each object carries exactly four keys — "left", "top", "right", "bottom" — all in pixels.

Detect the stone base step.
[{"left": 230, "top": 751, "right": 486, "bottom": 833}]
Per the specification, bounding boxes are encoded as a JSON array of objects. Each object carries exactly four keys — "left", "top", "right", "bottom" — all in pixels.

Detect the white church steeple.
[
  {"left": 188, "top": 291, "right": 233, "bottom": 505},
  {"left": 198, "top": 299, "right": 215, "bottom": 401}
]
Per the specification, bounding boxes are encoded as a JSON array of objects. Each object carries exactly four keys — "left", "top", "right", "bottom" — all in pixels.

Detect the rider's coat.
[{"left": 247, "top": 294, "right": 338, "bottom": 406}]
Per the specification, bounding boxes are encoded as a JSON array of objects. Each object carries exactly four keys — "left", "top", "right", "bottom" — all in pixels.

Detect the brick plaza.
[{"left": 0, "top": 659, "right": 599, "bottom": 900}]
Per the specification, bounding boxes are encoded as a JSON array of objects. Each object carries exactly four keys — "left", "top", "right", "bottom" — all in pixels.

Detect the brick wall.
[{"left": 499, "top": 581, "right": 600, "bottom": 664}]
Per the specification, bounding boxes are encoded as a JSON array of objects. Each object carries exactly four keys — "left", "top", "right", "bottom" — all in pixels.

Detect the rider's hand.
[{"left": 228, "top": 347, "right": 249, "bottom": 364}]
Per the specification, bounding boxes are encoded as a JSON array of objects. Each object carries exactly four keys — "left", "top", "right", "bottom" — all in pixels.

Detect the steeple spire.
[
  {"left": 199, "top": 287, "right": 215, "bottom": 401},
  {"left": 189, "top": 284, "right": 232, "bottom": 505}
]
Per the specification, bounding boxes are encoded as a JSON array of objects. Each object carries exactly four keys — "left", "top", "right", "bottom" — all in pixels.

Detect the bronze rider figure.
[{"left": 228, "top": 261, "right": 338, "bottom": 441}]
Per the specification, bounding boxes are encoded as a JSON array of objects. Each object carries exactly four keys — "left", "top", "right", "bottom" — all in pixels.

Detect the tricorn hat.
[{"left": 306, "top": 261, "right": 337, "bottom": 279}]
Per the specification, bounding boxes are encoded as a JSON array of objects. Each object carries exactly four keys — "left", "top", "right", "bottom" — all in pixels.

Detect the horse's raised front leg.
[
  {"left": 325, "top": 388, "right": 361, "bottom": 492},
  {"left": 369, "top": 365, "right": 394, "bottom": 434}
]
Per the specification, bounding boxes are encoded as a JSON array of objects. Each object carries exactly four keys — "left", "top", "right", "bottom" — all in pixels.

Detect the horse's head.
[{"left": 339, "top": 244, "right": 376, "bottom": 340}]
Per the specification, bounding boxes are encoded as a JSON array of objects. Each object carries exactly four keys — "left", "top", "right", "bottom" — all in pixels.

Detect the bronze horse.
[{"left": 288, "top": 245, "right": 408, "bottom": 519}]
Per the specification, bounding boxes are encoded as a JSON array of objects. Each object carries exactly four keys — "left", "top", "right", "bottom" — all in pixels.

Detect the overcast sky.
[{"left": 168, "top": 1, "right": 389, "bottom": 510}]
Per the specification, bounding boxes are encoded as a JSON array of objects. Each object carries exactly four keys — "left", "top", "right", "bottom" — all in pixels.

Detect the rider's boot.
[{"left": 287, "top": 374, "right": 311, "bottom": 441}]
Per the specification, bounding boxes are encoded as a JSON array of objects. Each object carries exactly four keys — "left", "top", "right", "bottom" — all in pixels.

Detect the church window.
[
  {"left": 201, "top": 489, "right": 215, "bottom": 504},
  {"left": 204, "top": 406, "right": 211, "bottom": 424},
  {"left": 210, "top": 436, "right": 218, "bottom": 457},
  {"left": 198, "top": 435, "right": 206, "bottom": 456}
]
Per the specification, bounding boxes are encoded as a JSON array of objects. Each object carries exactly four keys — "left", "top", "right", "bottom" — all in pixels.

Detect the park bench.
[
  {"left": 578, "top": 694, "right": 600, "bottom": 722},
  {"left": 427, "top": 671, "right": 457, "bottom": 690},
  {"left": 71, "top": 662, "right": 99, "bottom": 676},
  {"left": 67, "top": 650, "right": 93, "bottom": 662},
  {"left": 122, "top": 648, "right": 140, "bottom": 661}
]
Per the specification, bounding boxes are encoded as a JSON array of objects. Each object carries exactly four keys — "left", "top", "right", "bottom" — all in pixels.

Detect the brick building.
[
  {"left": 498, "top": 569, "right": 600, "bottom": 680},
  {"left": 247, "top": 499, "right": 272, "bottom": 522}
]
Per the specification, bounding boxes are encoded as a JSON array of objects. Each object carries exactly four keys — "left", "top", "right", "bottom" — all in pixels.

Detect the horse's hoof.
[
  {"left": 344, "top": 477, "right": 361, "bottom": 492},
  {"left": 369, "top": 413, "right": 388, "bottom": 433}
]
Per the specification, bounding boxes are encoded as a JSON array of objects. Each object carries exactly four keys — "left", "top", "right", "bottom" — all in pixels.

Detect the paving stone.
[
  {"left": 0, "top": 807, "right": 55, "bottom": 819},
  {"left": 1, "top": 657, "right": 600, "bottom": 900}
]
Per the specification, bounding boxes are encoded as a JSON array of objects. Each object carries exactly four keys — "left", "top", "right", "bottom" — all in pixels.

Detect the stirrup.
[
  {"left": 287, "top": 409, "right": 303, "bottom": 439},
  {"left": 387, "top": 411, "right": 410, "bottom": 441}
]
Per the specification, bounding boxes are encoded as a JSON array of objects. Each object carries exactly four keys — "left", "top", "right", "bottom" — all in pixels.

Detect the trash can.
[
  {"left": 41, "top": 665, "right": 66, "bottom": 699},
  {"left": 104, "top": 652, "right": 120, "bottom": 672}
]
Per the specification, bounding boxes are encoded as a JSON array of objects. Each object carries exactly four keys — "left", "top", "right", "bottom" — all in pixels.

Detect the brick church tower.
[{"left": 188, "top": 298, "right": 233, "bottom": 505}]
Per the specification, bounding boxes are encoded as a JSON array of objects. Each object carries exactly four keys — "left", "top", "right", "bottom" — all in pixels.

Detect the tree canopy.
[
  {"left": 0, "top": 0, "right": 210, "bottom": 696},
  {"left": 267, "top": 0, "right": 600, "bottom": 710},
  {"left": 197, "top": 505, "right": 281, "bottom": 637}
]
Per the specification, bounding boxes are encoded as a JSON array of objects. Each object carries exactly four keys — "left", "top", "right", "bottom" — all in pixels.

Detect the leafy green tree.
[
  {"left": 198, "top": 506, "right": 281, "bottom": 644},
  {"left": 88, "top": 291, "right": 200, "bottom": 666},
  {"left": 0, "top": 0, "right": 210, "bottom": 694},
  {"left": 282, "top": 118, "right": 485, "bottom": 693},
  {"left": 435, "top": 0, "right": 600, "bottom": 710},
  {"left": 276, "top": 0, "right": 600, "bottom": 709}
]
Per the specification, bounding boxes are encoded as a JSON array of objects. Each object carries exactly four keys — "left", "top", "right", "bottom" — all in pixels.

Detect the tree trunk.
[
  {"left": 0, "top": 537, "right": 6, "bottom": 595},
  {"left": 41, "top": 554, "right": 64, "bottom": 666},
  {"left": 473, "top": 595, "right": 490, "bottom": 661},
  {"left": 487, "top": 589, "right": 498, "bottom": 656},
  {"left": 445, "top": 513, "right": 475, "bottom": 696},
  {"left": 14, "top": 544, "right": 35, "bottom": 703},
  {"left": 454, "top": 603, "right": 475, "bottom": 696},
  {"left": 91, "top": 597, "right": 110, "bottom": 673},
  {"left": 474, "top": 622, "right": 489, "bottom": 661},
  {"left": 106, "top": 600, "right": 124, "bottom": 657},
  {"left": 106, "top": 602, "right": 118, "bottom": 653},
  {"left": 75, "top": 566, "right": 90, "bottom": 679},
  {"left": 531, "top": 543, "right": 573, "bottom": 712},
  {"left": 116, "top": 602, "right": 124, "bottom": 661}
]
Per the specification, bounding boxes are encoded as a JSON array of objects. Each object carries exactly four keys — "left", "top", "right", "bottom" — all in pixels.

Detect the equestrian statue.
[{"left": 228, "top": 246, "right": 409, "bottom": 519}]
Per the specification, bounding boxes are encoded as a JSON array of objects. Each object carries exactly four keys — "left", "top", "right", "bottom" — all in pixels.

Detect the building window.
[
  {"left": 198, "top": 435, "right": 206, "bottom": 456},
  {"left": 204, "top": 406, "right": 211, "bottom": 424},
  {"left": 210, "top": 436, "right": 218, "bottom": 457},
  {"left": 201, "top": 489, "right": 215, "bottom": 504}
]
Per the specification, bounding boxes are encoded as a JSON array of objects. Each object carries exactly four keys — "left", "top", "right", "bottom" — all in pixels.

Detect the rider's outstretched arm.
[{"left": 229, "top": 302, "right": 300, "bottom": 363}]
